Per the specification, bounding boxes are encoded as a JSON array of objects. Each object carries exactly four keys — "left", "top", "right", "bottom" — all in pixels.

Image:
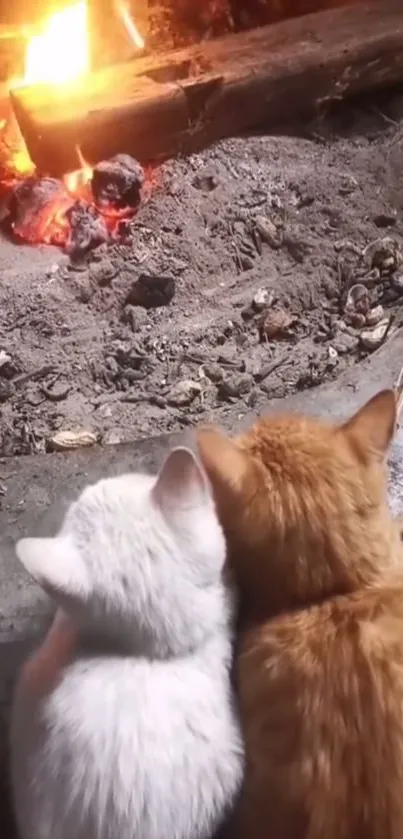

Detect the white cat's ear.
[
  {"left": 342, "top": 389, "right": 397, "bottom": 462},
  {"left": 16, "top": 536, "right": 88, "bottom": 599},
  {"left": 152, "top": 447, "right": 209, "bottom": 512}
]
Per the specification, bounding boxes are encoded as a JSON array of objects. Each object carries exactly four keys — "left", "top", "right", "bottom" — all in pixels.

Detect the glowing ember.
[
  {"left": 0, "top": 0, "right": 149, "bottom": 254},
  {"left": 20, "top": 1, "right": 89, "bottom": 87}
]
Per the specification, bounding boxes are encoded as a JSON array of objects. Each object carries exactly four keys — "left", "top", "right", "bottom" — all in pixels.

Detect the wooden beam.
[{"left": 10, "top": 1, "right": 403, "bottom": 177}]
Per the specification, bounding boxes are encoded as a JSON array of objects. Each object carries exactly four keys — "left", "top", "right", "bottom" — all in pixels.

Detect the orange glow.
[
  {"left": 115, "top": 0, "right": 145, "bottom": 49},
  {"left": 19, "top": 1, "right": 89, "bottom": 87},
  {"left": 64, "top": 146, "right": 93, "bottom": 196},
  {"left": 1, "top": 0, "right": 148, "bottom": 249}
]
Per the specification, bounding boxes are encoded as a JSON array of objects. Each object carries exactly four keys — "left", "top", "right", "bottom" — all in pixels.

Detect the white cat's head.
[{"left": 16, "top": 447, "right": 229, "bottom": 655}]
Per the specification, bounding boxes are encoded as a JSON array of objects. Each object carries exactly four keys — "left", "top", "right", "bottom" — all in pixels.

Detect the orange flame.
[
  {"left": 2, "top": 0, "right": 147, "bottom": 248},
  {"left": 20, "top": 1, "right": 89, "bottom": 88}
]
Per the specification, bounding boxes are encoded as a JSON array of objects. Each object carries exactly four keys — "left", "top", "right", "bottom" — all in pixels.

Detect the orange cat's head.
[{"left": 198, "top": 390, "right": 401, "bottom": 619}]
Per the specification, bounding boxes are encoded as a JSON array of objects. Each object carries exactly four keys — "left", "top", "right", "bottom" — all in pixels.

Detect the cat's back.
[
  {"left": 13, "top": 635, "right": 242, "bottom": 839},
  {"left": 237, "top": 582, "right": 403, "bottom": 839}
]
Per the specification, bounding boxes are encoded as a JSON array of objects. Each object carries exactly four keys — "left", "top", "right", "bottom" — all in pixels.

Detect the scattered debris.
[
  {"left": 364, "top": 237, "right": 402, "bottom": 276},
  {"left": 90, "top": 259, "right": 119, "bottom": 287},
  {"left": 359, "top": 318, "right": 391, "bottom": 351},
  {"left": 65, "top": 201, "right": 109, "bottom": 260},
  {"left": 254, "top": 215, "right": 282, "bottom": 248},
  {"left": 218, "top": 373, "right": 254, "bottom": 400},
  {"left": 125, "top": 273, "right": 176, "bottom": 309},
  {"left": 366, "top": 304, "right": 385, "bottom": 326},
  {"left": 193, "top": 173, "right": 218, "bottom": 192},
  {"left": 121, "top": 305, "right": 149, "bottom": 331},
  {"left": 167, "top": 379, "right": 202, "bottom": 407},
  {"left": 345, "top": 283, "right": 370, "bottom": 317},
  {"left": 202, "top": 362, "right": 224, "bottom": 383},
  {"left": 259, "top": 308, "right": 295, "bottom": 341},
  {"left": 252, "top": 287, "right": 274, "bottom": 312},
  {"left": 49, "top": 430, "right": 99, "bottom": 452}
]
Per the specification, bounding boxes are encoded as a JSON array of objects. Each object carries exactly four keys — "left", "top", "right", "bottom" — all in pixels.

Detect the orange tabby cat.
[{"left": 198, "top": 390, "right": 403, "bottom": 839}]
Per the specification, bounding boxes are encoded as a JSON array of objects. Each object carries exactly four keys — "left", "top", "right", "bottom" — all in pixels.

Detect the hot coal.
[
  {"left": 91, "top": 154, "right": 145, "bottom": 211},
  {"left": 65, "top": 200, "right": 109, "bottom": 260},
  {"left": 125, "top": 273, "right": 176, "bottom": 309},
  {"left": 7, "top": 176, "right": 72, "bottom": 245}
]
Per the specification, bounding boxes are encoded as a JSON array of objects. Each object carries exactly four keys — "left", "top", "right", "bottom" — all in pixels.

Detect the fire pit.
[
  {"left": 0, "top": 0, "right": 403, "bottom": 462},
  {"left": 0, "top": 0, "right": 401, "bottom": 259}
]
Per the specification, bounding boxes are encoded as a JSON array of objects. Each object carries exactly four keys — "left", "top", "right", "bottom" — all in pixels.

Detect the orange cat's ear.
[
  {"left": 342, "top": 389, "right": 397, "bottom": 461},
  {"left": 197, "top": 427, "right": 249, "bottom": 496}
]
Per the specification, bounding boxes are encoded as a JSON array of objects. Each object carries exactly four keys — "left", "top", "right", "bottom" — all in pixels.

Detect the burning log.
[
  {"left": 10, "top": 1, "right": 403, "bottom": 177},
  {"left": 2, "top": 154, "right": 145, "bottom": 256}
]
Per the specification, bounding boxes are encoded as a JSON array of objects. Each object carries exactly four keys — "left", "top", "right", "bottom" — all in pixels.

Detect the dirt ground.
[{"left": 1, "top": 87, "right": 403, "bottom": 457}]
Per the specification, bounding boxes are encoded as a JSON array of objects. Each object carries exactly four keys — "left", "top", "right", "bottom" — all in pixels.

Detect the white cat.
[{"left": 11, "top": 446, "right": 244, "bottom": 839}]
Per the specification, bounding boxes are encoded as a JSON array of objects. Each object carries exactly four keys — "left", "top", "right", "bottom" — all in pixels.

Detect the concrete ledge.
[{"left": 2, "top": 329, "right": 403, "bottom": 835}]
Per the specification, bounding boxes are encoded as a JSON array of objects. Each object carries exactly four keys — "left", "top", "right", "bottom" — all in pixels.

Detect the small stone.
[
  {"left": 368, "top": 237, "right": 402, "bottom": 275},
  {"left": 103, "top": 428, "right": 124, "bottom": 446},
  {"left": 240, "top": 254, "right": 254, "bottom": 271},
  {"left": 373, "top": 213, "right": 397, "bottom": 228},
  {"left": 366, "top": 304, "right": 385, "bottom": 326},
  {"left": 203, "top": 362, "right": 224, "bottom": 383},
  {"left": 0, "top": 350, "right": 11, "bottom": 370},
  {"left": 193, "top": 173, "right": 218, "bottom": 192},
  {"left": 328, "top": 346, "right": 338, "bottom": 361},
  {"left": 73, "top": 276, "right": 93, "bottom": 303},
  {"left": 241, "top": 303, "right": 255, "bottom": 321},
  {"left": 167, "top": 379, "right": 201, "bottom": 407},
  {"left": 121, "top": 305, "right": 149, "bottom": 332},
  {"left": 0, "top": 351, "right": 18, "bottom": 379},
  {"left": 149, "top": 394, "right": 166, "bottom": 408},
  {"left": 0, "top": 380, "right": 13, "bottom": 402},
  {"left": 254, "top": 215, "right": 281, "bottom": 248},
  {"left": 345, "top": 283, "right": 370, "bottom": 316},
  {"left": 125, "top": 273, "right": 175, "bottom": 309},
  {"left": 217, "top": 373, "right": 253, "bottom": 400},
  {"left": 345, "top": 312, "right": 366, "bottom": 329},
  {"left": 392, "top": 274, "right": 403, "bottom": 295},
  {"left": 332, "top": 333, "right": 359, "bottom": 354},
  {"left": 49, "top": 429, "right": 99, "bottom": 451},
  {"left": 252, "top": 287, "right": 273, "bottom": 312},
  {"left": 90, "top": 259, "right": 118, "bottom": 287},
  {"left": 359, "top": 318, "right": 390, "bottom": 351},
  {"left": 283, "top": 234, "right": 308, "bottom": 263},
  {"left": 260, "top": 308, "right": 295, "bottom": 341}
]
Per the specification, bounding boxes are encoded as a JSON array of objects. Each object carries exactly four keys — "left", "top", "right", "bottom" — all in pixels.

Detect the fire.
[
  {"left": 22, "top": 1, "right": 89, "bottom": 87},
  {"left": 1, "top": 0, "right": 148, "bottom": 252}
]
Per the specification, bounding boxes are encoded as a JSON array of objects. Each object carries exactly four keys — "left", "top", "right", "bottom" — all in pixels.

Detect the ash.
[
  {"left": 65, "top": 201, "right": 109, "bottom": 260},
  {"left": 2, "top": 89, "right": 403, "bottom": 456}
]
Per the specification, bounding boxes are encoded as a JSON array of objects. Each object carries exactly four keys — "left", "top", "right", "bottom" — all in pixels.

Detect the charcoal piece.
[
  {"left": 65, "top": 200, "right": 109, "bottom": 260},
  {"left": 125, "top": 274, "right": 175, "bottom": 309},
  {"left": 8, "top": 176, "right": 71, "bottom": 243},
  {"left": 91, "top": 154, "right": 145, "bottom": 211}
]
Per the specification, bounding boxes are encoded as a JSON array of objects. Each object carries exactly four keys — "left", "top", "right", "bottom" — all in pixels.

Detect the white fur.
[{"left": 11, "top": 447, "right": 243, "bottom": 839}]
